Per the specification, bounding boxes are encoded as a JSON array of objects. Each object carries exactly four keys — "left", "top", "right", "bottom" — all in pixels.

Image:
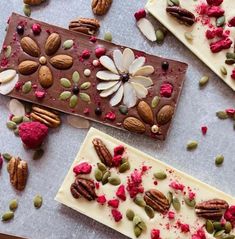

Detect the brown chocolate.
[{"left": 0, "top": 13, "right": 188, "bottom": 140}]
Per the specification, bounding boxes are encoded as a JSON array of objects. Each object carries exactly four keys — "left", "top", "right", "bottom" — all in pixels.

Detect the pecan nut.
[
  {"left": 144, "top": 189, "right": 170, "bottom": 213},
  {"left": 69, "top": 18, "right": 100, "bottom": 35},
  {"left": 92, "top": 138, "right": 113, "bottom": 167},
  {"left": 166, "top": 6, "right": 196, "bottom": 26},
  {"left": 195, "top": 199, "right": 229, "bottom": 220},
  {"left": 70, "top": 176, "right": 97, "bottom": 201},
  {"left": 30, "top": 105, "right": 61, "bottom": 128},
  {"left": 7, "top": 157, "right": 28, "bottom": 191},
  {"left": 92, "top": 0, "right": 112, "bottom": 16}
]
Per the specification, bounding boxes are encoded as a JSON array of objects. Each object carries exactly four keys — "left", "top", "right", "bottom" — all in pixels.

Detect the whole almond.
[
  {"left": 123, "top": 117, "right": 146, "bottom": 133},
  {"left": 156, "top": 105, "right": 174, "bottom": 125},
  {"left": 92, "top": 0, "right": 112, "bottom": 16},
  {"left": 49, "top": 55, "right": 73, "bottom": 70},
  {"left": 137, "top": 101, "right": 154, "bottom": 125},
  {"left": 21, "top": 37, "right": 40, "bottom": 57},
  {"left": 18, "top": 60, "right": 39, "bottom": 75},
  {"left": 39, "top": 66, "right": 53, "bottom": 88},
  {"left": 45, "top": 33, "right": 61, "bottom": 56}
]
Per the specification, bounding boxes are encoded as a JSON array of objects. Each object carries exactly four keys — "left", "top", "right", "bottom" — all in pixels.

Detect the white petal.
[
  {"left": 133, "top": 66, "right": 154, "bottom": 76},
  {"left": 8, "top": 99, "right": 25, "bottom": 117},
  {"left": 0, "top": 74, "right": 19, "bottom": 95},
  {"left": 97, "top": 81, "right": 118, "bottom": 90},
  {"left": 99, "top": 56, "right": 118, "bottom": 74},
  {"left": 130, "top": 82, "right": 148, "bottom": 99},
  {"left": 129, "top": 76, "right": 153, "bottom": 87},
  {"left": 96, "top": 70, "right": 120, "bottom": 80},
  {"left": 122, "top": 48, "right": 135, "bottom": 73},
  {"left": 67, "top": 115, "right": 90, "bottom": 129},
  {"left": 100, "top": 82, "right": 121, "bottom": 98},
  {"left": 0, "top": 69, "right": 16, "bottom": 83},
  {"left": 110, "top": 84, "right": 124, "bottom": 106},
  {"left": 129, "top": 57, "right": 145, "bottom": 74},
  {"left": 113, "top": 50, "right": 124, "bottom": 72},
  {"left": 137, "top": 18, "right": 157, "bottom": 42},
  {"left": 123, "top": 82, "right": 137, "bottom": 108}
]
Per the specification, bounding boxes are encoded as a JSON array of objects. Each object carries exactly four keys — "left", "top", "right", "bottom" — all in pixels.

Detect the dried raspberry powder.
[
  {"left": 126, "top": 169, "right": 144, "bottom": 198},
  {"left": 169, "top": 181, "right": 185, "bottom": 191}
]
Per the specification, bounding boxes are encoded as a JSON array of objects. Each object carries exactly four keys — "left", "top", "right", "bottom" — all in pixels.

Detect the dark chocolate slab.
[{"left": 0, "top": 13, "right": 188, "bottom": 140}]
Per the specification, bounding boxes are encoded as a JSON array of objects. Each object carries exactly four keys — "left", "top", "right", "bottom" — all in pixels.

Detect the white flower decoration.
[{"left": 96, "top": 48, "right": 154, "bottom": 108}]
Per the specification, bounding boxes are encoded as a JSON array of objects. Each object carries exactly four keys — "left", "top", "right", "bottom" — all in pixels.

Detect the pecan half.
[
  {"left": 92, "top": 138, "right": 113, "bottom": 167},
  {"left": 30, "top": 105, "right": 61, "bottom": 128},
  {"left": 144, "top": 189, "right": 170, "bottom": 213},
  {"left": 70, "top": 176, "right": 97, "bottom": 201},
  {"left": 92, "top": 0, "right": 112, "bottom": 16},
  {"left": 69, "top": 18, "right": 100, "bottom": 35},
  {"left": 7, "top": 157, "right": 28, "bottom": 191},
  {"left": 195, "top": 199, "right": 229, "bottom": 220},
  {"left": 166, "top": 6, "right": 196, "bottom": 26}
]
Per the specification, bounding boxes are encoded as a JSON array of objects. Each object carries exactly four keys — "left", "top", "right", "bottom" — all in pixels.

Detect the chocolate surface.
[{"left": 0, "top": 13, "right": 188, "bottom": 140}]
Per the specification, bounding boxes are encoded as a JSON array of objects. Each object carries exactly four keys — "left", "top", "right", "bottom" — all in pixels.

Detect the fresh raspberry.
[
  {"left": 114, "top": 145, "right": 125, "bottom": 156},
  {"left": 96, "top": 195, "right": 106, "bottom": 205},
  {"left": 108, "top": 199, "right": 120, "bottom": 208},
  {"left": 207, "top": 6, "right": 224, "bottom": 17},
  {"left": 73, "top": 162, "right": 92, "bottom": 175},
  {"left": 206, "top": 0, "right": 223, "bottom": 6},
  {"left": 151, "top": 229, "right": 161, "bottom": 239},
  {"left": 111, "top": 209, "right": 122, "bottom": 222},
  {"left": 160, "top": 83, "right": 173, "bottom": 98},
  {"left": 134, "top": 9, "right": 146, "bottom": 21},
  {"left": 95, "top": 47, "right": 106, "bottom": 58},
  {"left": 116, "top": 185, "right": 126, "bottom": 201},
  {"left": 210, "top": 38, "right": 232, "bottom": 53}
]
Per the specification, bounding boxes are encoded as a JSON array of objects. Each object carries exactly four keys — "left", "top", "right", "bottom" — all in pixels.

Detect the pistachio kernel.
[
  {"left": 156, "top": 29, "right": 165, "bottom": 44},
  {"left": 104, "top": 32, "right": 112, "bottom": 42}
]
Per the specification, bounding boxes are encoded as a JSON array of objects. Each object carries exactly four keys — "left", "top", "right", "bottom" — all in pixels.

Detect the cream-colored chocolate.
[
  {"left": 146, "top": 0, "right": 235, "bottom": 91},
  {"left": 55, "top": 128, "right": 235, "bottom": 239}
]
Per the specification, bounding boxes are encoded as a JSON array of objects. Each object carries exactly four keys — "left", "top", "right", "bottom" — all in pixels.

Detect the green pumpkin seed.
[
  {"left": 23, "top": 116, "right": 31, "bottom": 122},
  {"left": 156, "top": 29, "right": 165, "bottom": 44},
  {"left": 154, "top": 171, "right": 167, "bottom": 180},
  {"left": 60, "top": 91, "right": 72, "bottom": 100},
  {"left": 222, "top": 235, "right": 235, "bottom": 239},
  {"left": 34, "top": 195, "right": 43, "bottom": 209},
  {"left": 184, "top": 32, "right": 193, "bottom": 41},
  {"left": 104, "top": 32, "right": 112, "bottom": 42},
  {"left": 184, "top": 197, "right": 196, "bottom": 208},
  {"left": 220, "top": 66, "right": 227, "bottom": 76},
  {"left": 69, "top": 95, "right": 78, "bottom": 108},
  {"left": 23, "top": 4, "right": 31, "bottom": 17},
  {"left": 214, "top": 230, "right": 225, "bottom": 237},
  {"left": 22, "top": 81, "right": 32, "bottom": 94},
  {"left": 206, "top": 220, "right": 214, "bottom": 234},
  {"left": 72, "top": 71, "right": 80, "bottom": 83},
  {"left": 215, "top": 155, "right": 224, "bottom": 166},
  {"left": 14, "top": 127, "right": 19, "bottom": 136},
  {"left": 216, "top": 16, "right": 225, "bottom": 27},
  {"left": 133, "top": 215, "right": 142, "bottom": 226},
  {"left": 213, "top": 222, "right": 223, "bottom": 231},
  {"left": 172, "top": 197, "right": 181, "bottom": 211},
  {"left": 151, "top": 96, "right": 160, "bottom": 108},
  {"left": 97, "top": 162, "right": 107, "bottom": 172},
  {"left": 119, "top": 161, "right": 130, "bottom": 173},
  {"left": 4, "top": 46, "right": 12, "bottom": 58},
  {"left": 2, "top": 211, "right": 14, "bottom": 221},
  {"left": 33, "top": 148, "right": 44, "bottom": 160},
  {"left": 134, "top": 226, "right": 142, "bottom": 238},
  {"left": 7, "top": 121, "right": 17, "bottom": 130},
  {"left": 199, "top": 76, "right": 209, "bottom": 87},
  {"left": 119, "top": 105, "right": 128, "bottom": 115},
  {"left": 216, "top": 111, "right": 228, "bottom": 119},
  {"left": 134, "top": 196, "right": 146, "bottom": 207},
  {"left": 2, "top": 153, "right": 12, "bottom": 161},
  {"left": 121, "top": 157, "right": 128, "bottom": 164},
  {"left": 226, "top": 52, "right": 235, "bottom": 60},
  {"left": 79, "top": 93, "right": 90, "bottom": 102},
  {"left": 12, "top": 116, "right": 23, "bottom": 124},
  {"left": 102, "top": 171, "right": 111, "bottom": 185},
  {"left": 138, "top": 221, "right": 147, "bottom": 231},
  {"left": 144, "top": 205, "right": 155, "bottom": 218},
  {"left": 167, "top": 191, "right": 173, "bottom": 205},
  {"left": 94, "top": 168, "right": 103, "bottom": 181},
  {"left": 9, "top": 199, "right": 18, "bottom": 211},
  {"left": 80, "top": 82, "right": 91, "bottom": 90},
  {"left": 108, "top": 175, "right": 121, "bottom": 186},
  {"left": 63, "top": 40, "right": 74, "bottom": 49},
  {"left": 167, "top": 0, "right": 180, "bottom": 6},
  {"left": 60, "top": 78, "right": 71, "bottom": 88},
  {"left": 225, "top": 221, "right": 232, "bottom": 233},
  {"left": 187, "top": 140, "right": 198, "bottom": 150},
  {"left": 126, "top": 209, "right": 135, "bottom": 221},
  {"left": 225, "top": 59, "right": 235, "bottom": 65}
]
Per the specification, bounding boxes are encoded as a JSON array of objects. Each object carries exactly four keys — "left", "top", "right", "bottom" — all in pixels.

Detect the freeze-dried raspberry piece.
[
  {"left": 168, "top": 211, "right": 175, "bottom": 220},
  {"left": 180, "top": 223, "right": 190, "bottom": 233},
  {"left": 151, "top": 229, "right": 161, "bottom": 239},
  {"left": 206, "top": 0, "right": 223, "bottom": 6},
  {"left": 114, "top": 145, "right": 125, "bottom": 156},
  {"left": 134, "top": 9, "right": 146, "bottom": 21},
  {"left": 231, "top": 69, "right": 235, "bottom": 80},
  {"left": 160, "top": 83, "right": 173, "bottom": 98},
  {"left": 108, "top": 199, "right": 120, "bottom": 208},
  {"left": 210, "top": 38, "right": 232, "bottom": 53},
  {"left": 97, "top": 195, "right": 106, "bottom": 205},
  {"left": 112, "top": 155, "right": 122, "bottom": 167},
  {"left": 207, "top": 6, "right": 224, "bottom": 17},
  {"left": 169, "top": 181, "right": 185, "bottom": 191},
  {"left": 73, "top": 162, "right": 92, "bottom": 175},
  {"left": 229, "top": 17, "right": 235, "bottom": 27},
  {"left": 111, "top": 209, "right": 122, "bottom": 222},
  {"left": 116, "top": 185, "right": 126, "bottom": 201},
  {"left": 205, "top": 27, "right": 223, "bottom": 39}
]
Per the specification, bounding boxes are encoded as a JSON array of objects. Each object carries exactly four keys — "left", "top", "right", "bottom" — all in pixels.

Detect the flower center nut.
[
  {"left": 39, "top": 56, "right": 47, "bottom": 65},
  {"left": 120, "top": 73, "right": 130, "bottom": 83},
  {"left": 72, "top": 86, "right": 80, "bottom": 95}
]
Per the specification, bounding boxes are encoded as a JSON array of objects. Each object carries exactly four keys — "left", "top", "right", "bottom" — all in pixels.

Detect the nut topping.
[
  {"left": 92, "top": 0, "right": 112, "bottom": 16},
  {"left": 70, "top": 176, "right": 97, "bottom": 201},
  {"left": 7, "top": 157, "right": 28, "bottom": 191},
  {"left": 92, "top": 138, "right": 113, "bottom": 167},
  {"left": 195, "top": 199, "right": 229, "bottom": 220},
  {"left": 144, "top": 189, "right": 170, "bottom": 213},
  {"left": 69, "top": 18, "right": 100, "bottom": 35}
]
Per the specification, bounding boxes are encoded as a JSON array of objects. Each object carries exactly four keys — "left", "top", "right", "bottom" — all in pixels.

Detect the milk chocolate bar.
[{"left": 0, "top": 13, "right": 188, "bottom": 140}]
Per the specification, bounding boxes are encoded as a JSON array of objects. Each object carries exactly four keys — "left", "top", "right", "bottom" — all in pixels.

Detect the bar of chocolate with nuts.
[{"left": 0, "top": 13, "right": 188, "bottom": 140}]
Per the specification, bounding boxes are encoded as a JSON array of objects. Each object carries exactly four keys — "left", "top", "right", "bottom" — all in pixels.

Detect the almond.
[
  {"left": 21, "top": 37, "right": 40, "bottom": 57},
  {"left": 39, "top": 66, "right": 53, "bottom": 88},
  {"left": 49, "top": 55, "right": 73, "bottom": 70},
  {"left": 137, "top": 101, "right": 154, "bottom": 125},
  {"left": 123, "top": 117, "right": 146, "bottom": 133},
  {"left": 18, "top": 60, "right": 39, "bottom": 75},
  {"left": 45, "top": 33, "right": 61, "bottom": 56},
  {"left": 156, "top": 105, "right": 174, "bottom": 125}
]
